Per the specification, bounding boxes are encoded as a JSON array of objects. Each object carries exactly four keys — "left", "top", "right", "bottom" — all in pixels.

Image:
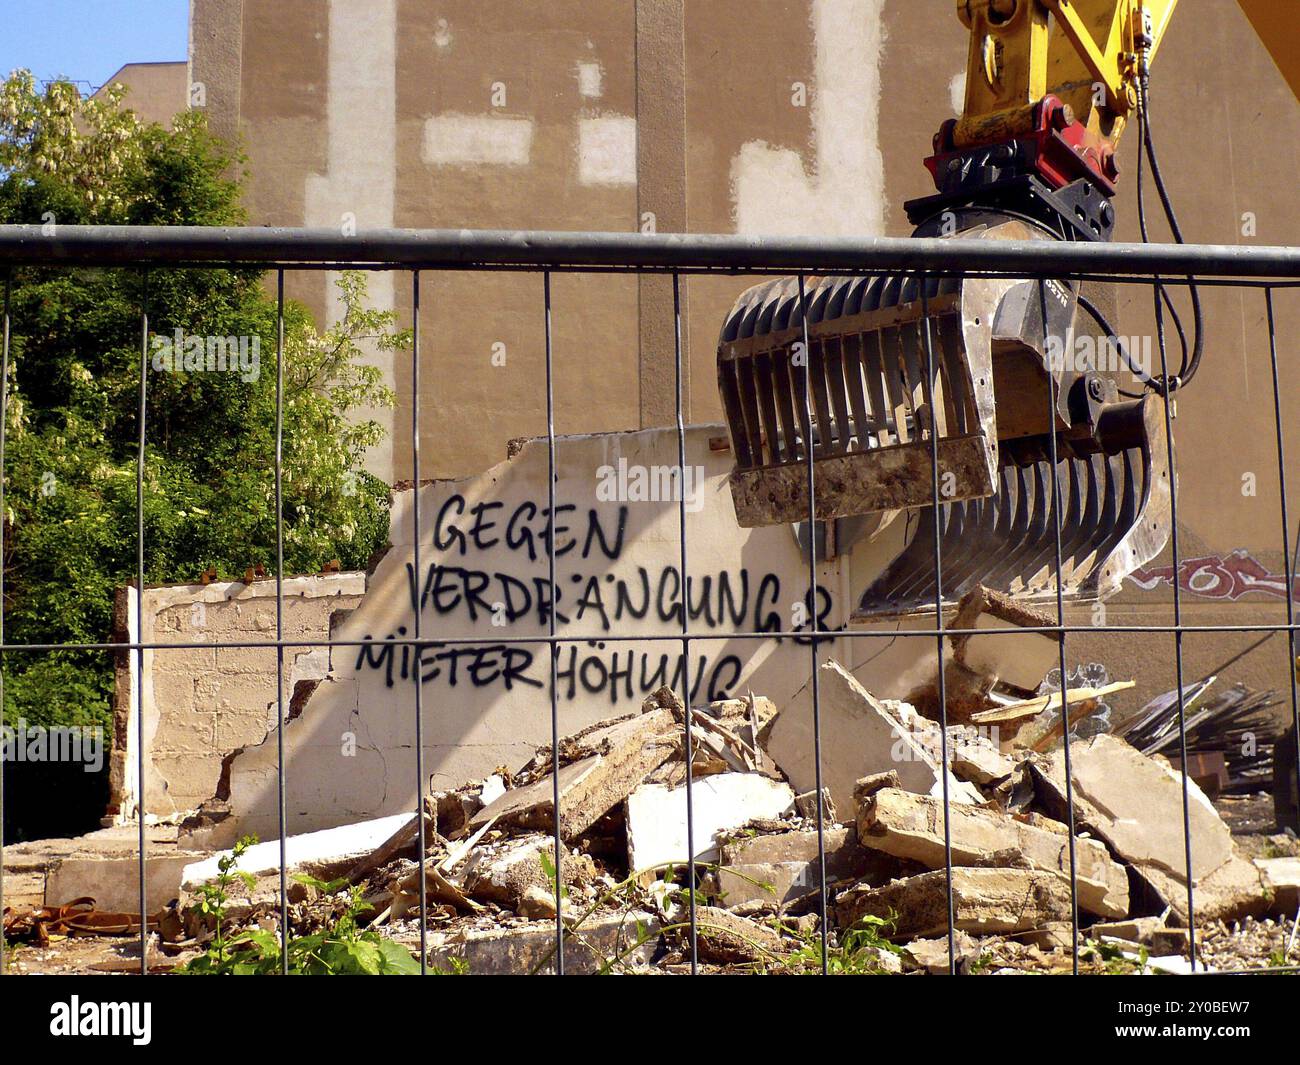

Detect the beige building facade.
[{"left": 91, "top": 61, "right": 189, "bottom": 128}]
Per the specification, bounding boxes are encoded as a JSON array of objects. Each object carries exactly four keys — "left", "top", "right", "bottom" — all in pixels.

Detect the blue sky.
[{"left": 1, "top": 0, "right": 189, "bottom": 92}]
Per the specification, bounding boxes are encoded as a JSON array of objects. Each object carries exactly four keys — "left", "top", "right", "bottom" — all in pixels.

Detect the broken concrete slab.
[
  {"left": 1256, "top": 856, "right": 1300, "bottom": 914},
  {"left": 459, "top": 833, "right": 596, "bottom": 911},
  {"left": 4, "top": 824, "right": 196, "bottom": 912},
  {"left": 1139, "top": 850, "right": 1268, "bottom": 925},
  {"left": 421, "top": 910, "right": 662, "bottom": 975},
  {"left": 887, "top": 701, "right": 1014, "bottom": 784},
  {"left": 713, "top": 825, "right": 896, "bottom": 909},
  {"left": 1030, "top": 734, "right": 1265, "bottom": 922},
  {"left": 857, "top": 787, "right": 1129, "bottom": 918},
  {"left": 45, "top": 854, "right": 198, "bottom": 914},
  {"left": 764, "top": 661, "right": 982, "bottom": 816},
  {"left": 943, "top": 725, "right": 1014, "bottom": 784},
  {"left": 692, "top": 905, "right": 786, "bottom": 965},
  {"left": 1088, "top": 916, "right": 1164, "bottom": 944},
  {"left": 468, "top": 706, "right": 679, "bottom": 841},
  {"left": 837, "top": 867, "right": 1074, "bottom": 938},
  {"left": 949, "top": 587, "right": 1060, "bottom": 693},
  {"left": 896, "top": 587, "right": 1059, "bottom": 725},
  {"left": 180, "top": 812, "right": 412, "bottom": 890},
  {"left": 625, "top": 773, "right": 795, "bottom": 874}
]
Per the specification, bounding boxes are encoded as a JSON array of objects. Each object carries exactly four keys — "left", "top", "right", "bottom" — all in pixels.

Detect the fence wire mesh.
[{"left": 1, "top": 226, "right": 1298, "bottom": 976}]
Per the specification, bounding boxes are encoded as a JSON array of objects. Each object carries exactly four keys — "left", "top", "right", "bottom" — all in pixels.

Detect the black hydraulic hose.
[
  {"left": 1136, "top": 72, "right": 1205, "bottom": 391},
  {"left": 1136, "top": 106, "right": 1183, "bottom": 390},
  {"left": 1143, "top": 112, "right": 1205, "bottom": 386},
  {"left": 1076, "top": 291, "right": 1154, "bottom": 397}
]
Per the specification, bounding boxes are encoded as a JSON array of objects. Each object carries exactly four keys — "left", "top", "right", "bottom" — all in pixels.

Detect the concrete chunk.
[
  {"left": 714, "top": 825, "right": 888, "bottom": 909},
  {"left": 887, "top": 701, "right": 1014, "bottom": 785},
  {"left": 180, "top": 812, "right": 413, "bottom": 890},
  {"left": 1030, "top": 735, "right": 1265, "bottom": 921},
  {"left": 469, "top": 707, "right": 679, "bottom": 841},
  {"left": 837, "top": 867, "right": 1074, "bottom": 937},
  {"left": 693, "top": 905, "right": 786, "bottom": 964},
  {"left": 423, "top": 910, "right": 661, "bottom": 975},
  {"left": 46, "top": 854, "right": 198, "bottom": 913},
  {"left": 625, "top": 773, "right": 795, "bottom": 874},
  {"left": 460, "top": 834, "right": 596, "bottom": 911},
  {"left": 857, "top": 787, "right": 1129, "bottom": 917},
  {"left": 1256, "top": 856, "right": 1300, "bottom": 914},
  {"left": 902, "top": 929, "right": 982, "bottom": 973},
  {"left": 1088, "top": 917, "right": 1164, "bottom": 944},
  {"left": 764, "top": 661, "right": 982, "bottom": 814}
]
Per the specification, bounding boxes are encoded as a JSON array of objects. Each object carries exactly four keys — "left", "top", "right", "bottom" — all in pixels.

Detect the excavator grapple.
[{"left": 717, "top": 217, "right": 1172, "bottom": 617}]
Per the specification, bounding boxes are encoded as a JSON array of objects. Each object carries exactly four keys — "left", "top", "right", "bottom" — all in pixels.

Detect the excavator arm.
[
  {"left": 949, "top": 1, "right": 1296, "bottom": 196},
  {"left": 954, "top": 1, "right": 1178, "bottom": 169}
]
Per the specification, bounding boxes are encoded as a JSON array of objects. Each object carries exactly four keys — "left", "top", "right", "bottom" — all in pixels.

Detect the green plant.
[
  {"left": 177, "top": 835, "right": 259, "bottom": 974},
  {"left": 538, "top": 849, "right": 568, "bottom": 908},
  {"left": 779, "top": 914, "right": 903, "bottom": 975},
  {"left": 177, "top": 838, "right": 421, "bottom": 975},
  {"left": 277, "top": 874, "right": 421, "bottom": 976},
  {"left": 1080, "top": 937, "right": 1150, "bottom": 974}
]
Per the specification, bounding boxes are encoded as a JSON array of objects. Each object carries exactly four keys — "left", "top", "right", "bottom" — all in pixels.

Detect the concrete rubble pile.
[
  {"left": 11, "top": 658, "right": 1297, "bottom": 975},
  {"left": 147, "top": 658, "right": 1292, "bottom": 975}
]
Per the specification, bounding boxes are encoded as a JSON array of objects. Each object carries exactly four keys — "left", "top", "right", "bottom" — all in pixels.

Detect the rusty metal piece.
[{"left": 729, "top": 433, "right": 994, "bottom": 526}]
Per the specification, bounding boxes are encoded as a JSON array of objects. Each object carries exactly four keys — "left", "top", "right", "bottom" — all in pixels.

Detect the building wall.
[
  {"left": 111, "top": 572, "right": 365, "bottom": 820},
  {"left": 90, "top": 61, "right": 189, "bottom": 128},
  {"left": 202, "top": 427, "right": 860, "bottom": 842},
  {"left": 183, "top": 0, "right": 1300, "bottom": 718}
]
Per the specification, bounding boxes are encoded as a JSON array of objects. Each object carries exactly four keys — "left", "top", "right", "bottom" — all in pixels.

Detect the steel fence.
[{"left": 1, "top": 224, "right": 1299, "bottom": 976}]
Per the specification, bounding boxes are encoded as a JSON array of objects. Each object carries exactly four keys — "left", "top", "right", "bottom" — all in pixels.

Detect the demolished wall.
[
  {"left": 180, "top": 425, "right": 1090, "bottom": 847},
  {"left": 192, "top": 429, "right": 852, "bottom": 847},
  {"left": 194, "top": 427, "right": 858, "bottom": 844},
  {"left": 112, "top": 572, "right": 366, "bottom": 821}
]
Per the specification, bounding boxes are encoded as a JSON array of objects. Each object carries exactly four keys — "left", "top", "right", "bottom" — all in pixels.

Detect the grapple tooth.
[{"left": 850, "top": 392, "right": 1171, "bottom": 618}]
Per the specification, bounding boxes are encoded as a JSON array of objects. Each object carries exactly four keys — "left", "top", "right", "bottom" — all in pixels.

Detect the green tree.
[{"left": 0, "top": 72, "right": 406, "bottom": 730}]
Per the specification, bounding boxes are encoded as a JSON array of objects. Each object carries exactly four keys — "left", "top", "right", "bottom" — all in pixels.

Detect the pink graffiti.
[{"left": 1129, "top": 549, "right": 1300, "bottom": 602}]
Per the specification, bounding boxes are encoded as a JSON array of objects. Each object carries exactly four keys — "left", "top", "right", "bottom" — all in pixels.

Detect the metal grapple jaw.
[{"left": 717, "top": 219, "right": 1171, "bottom": 616}]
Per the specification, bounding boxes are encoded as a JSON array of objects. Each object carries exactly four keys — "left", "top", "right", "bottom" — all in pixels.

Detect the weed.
[
  {"left": 177, "top": 836, "right": 421, "bottom": 975},
  {"left": 778, "top": 913, "right": 903, "bottom": 975},
  {"left": 1080, "top": 937, "right": 1149, "bottom": 974}
]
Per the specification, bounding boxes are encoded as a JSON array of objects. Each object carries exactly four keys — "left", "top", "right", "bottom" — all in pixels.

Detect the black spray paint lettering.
[
  {"left": 354, "top": 628, "right": 542, "bottom": 691},
  {"left": 553, "top": 642, "right": 743, "bottom": 706},
  {"left": 359, "top": 493, "right": 840, "bottom": 702},
  {"left": 433, "top": 496, "right": 627, "bottom": 563}
]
